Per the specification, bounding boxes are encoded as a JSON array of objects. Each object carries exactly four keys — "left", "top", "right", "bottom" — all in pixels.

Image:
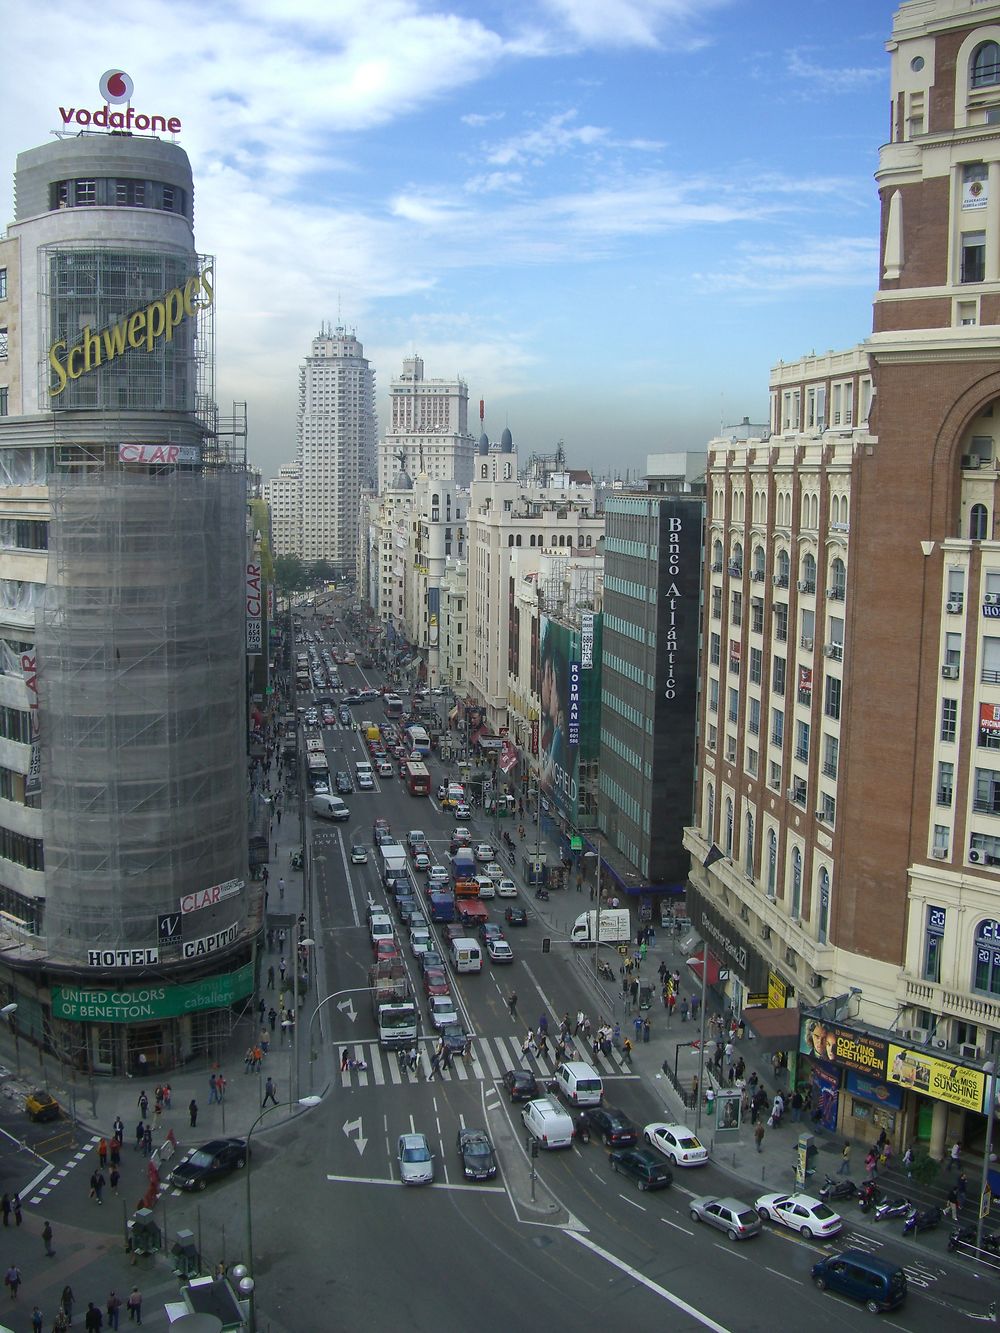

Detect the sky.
[{"left": 8, "top": 1, "right": 895, "bottom": 481}]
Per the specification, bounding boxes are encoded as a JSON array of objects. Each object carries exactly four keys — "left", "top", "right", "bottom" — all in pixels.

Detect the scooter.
[
  {"left": 597, "top": 960, "right": 615, "bottom": 982},
  {"left": 857, "top": 1180, "right": 881, "bottom": 1213},
  {"left": 575, "top": 1113, "right": 591, "bottom": 1144},
  {"left": 819, "top": 1175, "right": 858, "bottom": 1203},
  {"left": 948, "top": 1225, "right": 1000, "bottom": 1253},
  {"left": 535, "top": 887, "right": 549, "bottom": 901},
  {"left": 902, "top": 1204, "right": 943, "bottom": 1236},
  {"left": 874, "top": 1194, "right": 911, "bottom": 1222}
]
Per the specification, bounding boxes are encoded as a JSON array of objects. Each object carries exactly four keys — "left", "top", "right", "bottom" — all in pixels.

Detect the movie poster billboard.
[{"left": 539, "top": 614, "right": 601, "bottom": 826}]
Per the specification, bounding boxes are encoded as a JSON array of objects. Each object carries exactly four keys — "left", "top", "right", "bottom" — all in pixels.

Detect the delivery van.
[
  {"left": 312, "top": 795, "right": 349, "bottom": 820},
  {"left": 449, "top": 937, "right": 482, "bottom": 973}
]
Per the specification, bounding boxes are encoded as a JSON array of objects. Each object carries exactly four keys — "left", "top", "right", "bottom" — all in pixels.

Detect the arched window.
[
  {"left": 791, "top": 848, "right": 802, "bottom": 919},
  {"left": 730, "top": 542, "right": 743, "bottom": 575},
  {"left": 515, "top": 534, "right": 522, "bottom": 547},
  {"left": 508, "top": 535, "right": 514, "bottom": 547},
  {"left": 776, "top": 549, "right": 790, "bottom": 586},
  {"left": 817, "top": 868, "right": 830, "bottom": 944},
  {"left": 767, "top": 830, "right": 777, "bottom": 898},
  {"left": 432, "top": 494, "right": 440, "bottom": 506},
  {"left": 801, "top": 552, "right": 816, "bottom": 589},
  {"left": 706, "top": 782, "right": 715, "bottom": 837},
  {"left": 725, "top": 797, "right": 734, "bottom": 855},
  {"left": 972, "top": 40, "right": 1000, "bottom": 87},
  {"left": 713, "top": 538, "right": 724, "bottom": 570},
  {"left": 829, "top": 557, "right": 846, "bottom": 599},
  {"left": 753, "top": 546, "right": 765, "bottom": 579},
  {"left": 973, "top": 918, "right": 1000, "bottom": 995},
  {"left": 481, "top": 463, "right": 488, "bottom": 479},
  {"left": 744, "top": 811, "right": 755, "bottom": 878},
  {"left": 971, "top": 503, "right": 988, "bottom": 540}
]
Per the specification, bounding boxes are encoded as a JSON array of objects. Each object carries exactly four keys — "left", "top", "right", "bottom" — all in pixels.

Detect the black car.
[
  {"left": 395, "top": 896, "right": 418, "bottom": 922},
  {"left": 608, "top": 1147, "right": 672, "bottom": 1192},
  {"left": 502, "top": 1069, "right": 538, "bottom": 1103},
  {"left": 169, "top": 1138, "right": 248, "bottom": 1191},
  {"left": 335, "top": 772, "right": 353, "bottom": 794},
  {"left": 585, "top": 1107, "right": 638, "bottom": 1148},
  {"left": 338, "top": 707, "right": 352, "bottom": 725},
  {"left": 439, "top": 1023, "right": 467, "bottom": 1054},
  {"left": 504, "top": 906, "right": 528, "bottom": 927},
  {"left": 420, "top": 950, "right": 445, "bottom": 973},
  {"left": 457, "top": 1127, "right": 497, "bottom": 1180}
]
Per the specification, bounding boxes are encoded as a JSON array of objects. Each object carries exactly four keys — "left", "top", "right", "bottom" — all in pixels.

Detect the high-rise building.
[
  {"left": 294, "top": 325, "right": 376, "bottom": 568},
  {"left": 262, "top": 462, "right": 301, "bottom": 558},
  {"left": 686, "top": 0, "right": 1000, "bottom": 1157},
  {"left": 0, "top": 104, "right": 253, "bottom": 1072},
  {"left": 377, "top": 355, "right": 474, "bottom": 493}
]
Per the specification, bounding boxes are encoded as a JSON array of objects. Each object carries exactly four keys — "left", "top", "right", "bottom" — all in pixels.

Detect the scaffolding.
[{"left": 36, "top": 468, "right": 249, "bottom": 962}]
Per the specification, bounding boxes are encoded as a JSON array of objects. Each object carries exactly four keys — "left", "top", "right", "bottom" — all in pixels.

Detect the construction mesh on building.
[{"left": 37, "top": 468, "right": 248, "bottom": 962}]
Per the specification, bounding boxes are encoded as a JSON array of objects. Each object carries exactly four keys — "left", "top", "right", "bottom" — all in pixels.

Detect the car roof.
[{"left": 400, "top": 1132, "right": 427, "bottom": 1148}]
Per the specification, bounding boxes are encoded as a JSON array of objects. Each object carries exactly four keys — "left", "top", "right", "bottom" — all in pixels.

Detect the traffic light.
[{"left": 542, "top": 937, "right": 551, "bottom": 954}]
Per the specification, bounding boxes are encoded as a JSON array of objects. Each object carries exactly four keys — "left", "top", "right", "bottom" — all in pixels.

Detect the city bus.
[
  {"left": 404, "top": 759, "right": 431, "bottom": 797},
  {"left": 406, "top": 725, "right": 431, "bottom": 757},
  {"left": 383, "top": 692, "right": 404, "bottom": 720}
]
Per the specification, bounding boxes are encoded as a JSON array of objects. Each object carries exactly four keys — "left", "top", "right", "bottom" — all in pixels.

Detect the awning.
[
  {"left": 741, "top": 1005, "right": 801, "bottom": 1053},
  {"left": 686, "top": 949, "right": 722, "bottom": 988}
]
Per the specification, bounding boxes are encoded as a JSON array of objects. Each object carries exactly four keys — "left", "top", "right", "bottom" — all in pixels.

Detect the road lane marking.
[
  {"left": 565, "top": 1231, "right": 731, "bottom": 1331},
  {"left": 765, "top": 1266, "right": 802, "bottom": 1284},
  {"left": 660, "top": 1215, "right": 694, "bottom": 1236},
  {"left": 619, "top": 1194, "right": 647, "bottom": 1211},
  {"left": 326, "top": 1173, "right": 505, "bottom": 1192}
]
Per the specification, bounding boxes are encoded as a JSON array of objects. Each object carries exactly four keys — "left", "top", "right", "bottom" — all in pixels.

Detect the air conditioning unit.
[
  {"left": 959, "top": 1042, "right": 982, "bottom": 1060},
  {"left": 752, "top": 571, "right": 765, "bottom": 582},
  {"left": 945, "top": 601, "right": 963, "bottom": 614},
  {"left": 759, "top": 924, "right": 771, "bottom": 942},
  {"left": 942, "top": 664, "right": 959, "bottom": 678},
  {"left": 986, "top": 593, "right": 1000, "bottom": 606},
  {"left": 970, "top": 848, "right": 983, "bottom": 863},
  {"left": 815, "top": 809, "right": 827, "bottom": 822},
  {"left": 784, "top": 947, "right": 797, "bottom": 968},
  {"left": 809, "top": 972, "right": 823, "bottom": 989},
  {"left": 824, "top": 643, "right": 843, "bottom": 658},
  {"left": 963, "top": 454, "right": 982, "bottom": 469},
  {"left": 987, "top": 854, "right": 1000, "bottom": 867},
  {"left": 932, "top": 1037, "right": 949, "bottom": 1050},
  {"left": 906, "top": 1026, "right": 929, "bottom": 1044},
  {"left": 726, "top": 744, "right": 737, "bottom": 762},
  {"left": 772, "top": 574, "right": 788, "bottom": 587},
  {"left": 739, "top": 905, "right": 750, "bottom": 923},
  {"left": 931, "top": 848, "right": 948, "bottom": 859},
  {"left": 801, "top": 637, "right": 813, "bottom": 650},
  {"left": 796, "top": 580, "right": 809, "bottom": 592}
]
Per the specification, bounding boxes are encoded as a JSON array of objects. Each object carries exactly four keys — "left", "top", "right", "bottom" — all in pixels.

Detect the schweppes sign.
[{"left": 48, "top": 266, "right": 214, "bottom": 398}]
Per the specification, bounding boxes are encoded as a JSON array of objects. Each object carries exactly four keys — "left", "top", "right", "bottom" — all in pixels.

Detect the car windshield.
[
  {"left": 736, "top": 1210, "right": 757, "bottom": 1226},
  {"left": 381, "top": 1008, "right": 416, "bottom": 1030},
  {"left": 186, "top": 1150, "right": 215, "bottom": 1169},
  {"left": 678, "top": 1134, "right": 703, "bottom": 1149},
  {"left": 402, "top": 1145, "right": 430, "bottom": 1162},
  {"left": 811, "top": 1202, "right": 836, "bottom": 1219},
  {"left": 465, "top": 1138, "right": 491, "bottom": 1157}
]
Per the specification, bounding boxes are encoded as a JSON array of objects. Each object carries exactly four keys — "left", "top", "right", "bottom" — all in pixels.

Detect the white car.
[
  {"left": 475, "top": 876, "right": 496, "bottom": 899},
  {"left": 410, "top": 927, "right": 432, "bottom": 957},
  {"left": 413, "top": 851, "right": 431, "bottom": 871},
  {"left": 454, "top": 803, "right": 472, "bottom": 820},
  {"left": 429, "top": 995, "right": 459, "bottom": 1030},
  {"left": 643, "top": 1123, "right": 709, "bottom": 1167},
  {"left": 754, "top": 1192, "right": 842, "bottom": 1239},
  {"left": 427, "top": 865, "right": 449, "bottom": 887},
  {"left": 497, "top": 878, "right": 518, "bottom": 898},
  {"left": 474, "top": 844, "right": 495, "bottom": 863},
  {"left": 484, "top": 862, "right": 504, "bottom": 881},
  {"left": 407, "top": 830, "right": 427, "bottom": 848},
  {"left": 398, "top": 1132, "right": 434, "bottom": 1186},
  {"left": 486, "top": 937, "right": 514, "bottom": 963}
]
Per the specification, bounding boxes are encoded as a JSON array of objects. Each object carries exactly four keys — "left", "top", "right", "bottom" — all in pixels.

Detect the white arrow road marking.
[
  {"left": 343, "top": 1117, "right": 367, "bottom": 1156},
  {"left": 337, "top": 998, "right": 358, "bottom": 1023}
]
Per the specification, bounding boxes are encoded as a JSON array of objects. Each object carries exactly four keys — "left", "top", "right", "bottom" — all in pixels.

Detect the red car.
[
  {"left": 423, "top": 968, "right": 450, "bottom": 998},
  {"left": 374, "top": 938, "right": 401, "bottom": 964}
]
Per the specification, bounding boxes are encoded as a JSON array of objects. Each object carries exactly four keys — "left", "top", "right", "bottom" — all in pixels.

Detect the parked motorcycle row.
[{"left": 819, "top": 1178, "right": 945, "bottom": 1237}]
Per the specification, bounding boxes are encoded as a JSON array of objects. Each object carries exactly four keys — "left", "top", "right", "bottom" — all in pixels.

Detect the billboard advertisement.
[
  {"left": 887, "top": 1044, "right": 985, "bottom": 1113},
  {"left": 539, "top": 614, "right": 601, "bottom": 826}
]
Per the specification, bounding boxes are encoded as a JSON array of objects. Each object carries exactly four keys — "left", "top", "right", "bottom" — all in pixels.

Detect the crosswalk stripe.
[
  {"left": 477, "top": 1038, "right": 500, "bottom": 1079},
  {"left": 369, "top": 1044, "right": 385, "bottom": 1086}
]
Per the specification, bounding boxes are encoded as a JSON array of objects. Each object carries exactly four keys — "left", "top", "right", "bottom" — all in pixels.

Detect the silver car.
[
  {"left": 689, "top": 1195, "right": 762, "bottom": 1241},
  {"left": 398, "top": 1132, "right": 434, "bottom": 1185}
]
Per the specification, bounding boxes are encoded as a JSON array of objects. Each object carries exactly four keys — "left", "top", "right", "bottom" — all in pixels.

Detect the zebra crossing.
[{"left": 337, "top": 1032, "right": 633, "bottom": 1090}]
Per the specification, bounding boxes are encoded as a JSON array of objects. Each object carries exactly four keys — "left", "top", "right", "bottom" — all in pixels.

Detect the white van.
[
  {"left": 369, "top": 913, "right": 393, "bottom": 947},
  {"left": 554, "top": 1060, "right": 603, "bottom": 1107},
  {"left": 312, "top": 794, "right": 349, "bottom": 821},
  {"left": 521, "top": 1097, "right": 575, "bottom": 1149},
  {"left": 449, "top": 937, "right": 482, "bottom": 973},
  {"left": 355, "top": 760, "right": 374, "bottom": 790}
]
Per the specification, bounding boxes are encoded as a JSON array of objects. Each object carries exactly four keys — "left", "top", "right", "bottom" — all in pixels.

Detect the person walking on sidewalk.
[
  {"left": 507, "top": 991, "right": 518, "bottom": 1019},
  {"left": 84, "top": 1300, "right": 103, "bottom": 1331},
  {"left": 126, "top": 1287, "right": 142, "bottom": 1324},
  {"left": 42, "top": 1220, "right": 54, "bottom": 1256},
  {"left": 754, "top": 1121, "right": 766, "bottom": 1153},
  {"left": 262, "top": 1077, "right": 279, "bottom": 1108},
  {"left": 838, "top": 1141, "right": 852, "bottom": 1176},
  {"left": 137, "top": 1090, "right": 148, "bottom": 1119},
  {"left": 4, "top": 1265, "right": 20, "bottom": 1299},
  {"left": 107, "top": 1290, "right": 122, "bottom": 1330},
  {"left": 189, "top": 1098, "right": 198, "bottom": 1128},
  {"left": 947, "top": 1139, "right": 961, "bottom": 1172}
]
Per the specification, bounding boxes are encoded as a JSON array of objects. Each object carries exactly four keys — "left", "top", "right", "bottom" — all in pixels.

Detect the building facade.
[
  {"left": 0, "top": 120, "right": 253, "bottom": 1073},
  {"left": 377, "top": 355, "right": 475, "bottom": 493},
  {"left": 687, "top": 0, "right": 1000, "bottom": 1158},
  {"left": 262, "top": 462, "right": 301, "bottom": 558}
]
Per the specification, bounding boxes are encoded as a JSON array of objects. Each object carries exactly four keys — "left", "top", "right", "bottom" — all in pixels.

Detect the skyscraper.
[
  {"left": 377, "top": 355, "right": 475, "bottom": 492},
  {"left": 296, "top": 325, "right": 376, "bottom": 568}
]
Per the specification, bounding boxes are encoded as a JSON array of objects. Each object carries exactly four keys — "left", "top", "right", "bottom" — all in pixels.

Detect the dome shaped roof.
[
  {"left": 478, "top": 432, "right": 490, "bottom": 456},
  {"left": 391, "top": 466, "right": 413, "bottom": 490},
  {"left": 500, "top": 427, "right": 513, "bottom": 452}
]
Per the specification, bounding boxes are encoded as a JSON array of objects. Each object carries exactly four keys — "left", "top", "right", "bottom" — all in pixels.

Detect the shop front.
[{"left": 686, "top": 884, "right": 771, "bottom": 1014}]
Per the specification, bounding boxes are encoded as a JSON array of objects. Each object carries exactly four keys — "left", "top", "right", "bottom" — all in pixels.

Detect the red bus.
[{"left": 404, "top": 759, "right": 431, "bottom": 796}]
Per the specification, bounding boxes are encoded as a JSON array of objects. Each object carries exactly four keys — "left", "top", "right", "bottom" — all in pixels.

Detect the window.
[
  {"left": 731, "top": 590, "right": 742, "bottom": 627},
  {"left": 75, "top": 179, "right": 96, "bottom": 206},
  {"left": 946, "top": 631, "right": 963, "bottom": 672},
  {"left": 941, "top": 698, "right": 958, "bottom": 743},
  {"left": 767, "top": 830, "right": 778, "bottom": 898},
  {"left": 163, "top": 185, "right": 175, "bottom": 210},
  {"left": 748, "top": 697, "right": 761, "bottom": 736},
  {"left": 971, "top": 504, "right": 989, "bottom": 540},
  {"left": 747, "top": 747, "right": 758, "bottom": 776},
  {"left": 775, "top": 550, "right": 790, "bottom": 587},
  {"left": 937, "top": 760, "right": 955, "bottom": 807},
  {"left": 800, "top": 553, "right": 816, "bottom": 591},
  {"left": 750, "top": 598, "right": 764, "bottom": 634},
  {"left": 0, "top": 327, "right": 6, "bottom": 361},
  {"left": 706, "top": 783, "right": 715, "bottom": 837},
  {"left": 824, "top": 676, "right": 841, "bottom": 721},
  {"left": 974, "top": 917, "right": 1000, "bottom": 996},
  {"left": 768, "top": 761, "right": 781, "bottom": 792},
  {"left": 795, "top": 720, "right": 810, "bottom": 763},
  {"left": 962, "top": 232, "right": 986, "bottom": 284},
  {"left": 770, "top": 707, "right": 784, "bottom": 748},
  {"left": 708, "top": 678, "right": 719, "bottom": 714},
  {"left": 790, "top": 848, "right": 802, "bottom": 919},
  {"left": 709, "top": 632, "right": 721, "bottom": 666},
  {"left": 774, "top": 603, "right": 788, "bottom": 643},
  {"left": 972, "top": 41, "right": 1000, "bottom": 88},
  {"left": 822, "top": 734, "right": 839, "bottom": 779},
  {"left": 728, "top": 687, "right": 739, "bottom": 724},
  {"left": 922, "top": 905, "right": 945, "bottom": 983},
  {"left": 974, "top": 767, "right": 1000, "bottom": 814},
  {"left": 744, "top": 811, "right": 755, "bottom": 878},
  {"left": 819, "top": 792, "right": 836, "bottom": 824},
  {"left": 0, "top": 269, "right": 6, "bottom": 301},
  {"left": 725, "top": 798, "right": 734, "bottom": 856},
  {"left": 772, "top": 656, "right": 786, "bottom": 695},
  {"left": 817, "top": 869, "right": 830, "bottom": 945},
  {"left": 749, "top": 647, "right": 762, "bottom": 685},
  {"left": 711, "top": 588, "right": 722, "bottom": 620},
  {"left": 115, "top": 180, "right": 146, "bottom": 206},
  {"left": 0, "top": 388, "right": 6, "bottom": 417},
  {"left": 828, "top": 558, "right": 846, "bottom": 599}
]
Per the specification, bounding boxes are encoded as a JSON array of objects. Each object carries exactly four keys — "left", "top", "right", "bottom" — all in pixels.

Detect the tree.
[{"left": 273, "top": 555, "right": 308, "bottom": 595}]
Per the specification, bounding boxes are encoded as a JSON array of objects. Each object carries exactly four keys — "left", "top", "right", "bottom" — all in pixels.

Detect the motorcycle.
[
  {"left": 819, "top": 1175, "right": 858, "bottom": 1203},
  {"left": 948, "top": 1225, "right": 1000, "bottom": 1254},
  {"left": 289, "top": 849, "right": 304, "bottom": 871},
  {"left": 535, "top": 887, "right": 549, "bottom": 901},
  {"left": 874, "top": 1195, "right": 911, "bottom": 1222},
  {"left": 902, "top": 1205, "right": 943, "bottom": 1236},
  {"left": 597, "top": 960, "right": 615, "bottom": 982},
  {"left": 575, "top": 1113, "right": 591, "bottom": 1144},
  {"left": 857, "top": 1180, "right": 881, "bottom": 1213}
]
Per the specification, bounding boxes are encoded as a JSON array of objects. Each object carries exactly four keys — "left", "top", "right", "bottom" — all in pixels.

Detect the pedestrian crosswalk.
[{"left": 336, "top": 1032, "right": 633, "bottom": 1090}]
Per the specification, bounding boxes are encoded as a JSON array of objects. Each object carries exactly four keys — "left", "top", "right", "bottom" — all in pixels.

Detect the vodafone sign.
[{"left": 59, "top": 71, "right": 182, "bottom": 134}]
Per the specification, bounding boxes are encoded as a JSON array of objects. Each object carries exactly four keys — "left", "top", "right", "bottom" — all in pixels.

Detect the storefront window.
[
  {"left": 923, "top": 905, "right": 945, "bottom": 983},
  {"left": 973, "top": 917, "right": 1000, "bottom": 995}
]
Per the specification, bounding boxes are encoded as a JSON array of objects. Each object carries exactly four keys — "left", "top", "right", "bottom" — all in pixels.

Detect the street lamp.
[
  {"left": 306, "top": 987, "right": 374, "bottom": 1093},
  {"left": 291, "top": 929, "right": 315, "bottom": 1105},
  {"left": 583, "top": 847, "right": 603, "bottom": 985},
  {"left": 242, "top": 1095, "right": 321, "bottom": 1332},
  {"left": 977, "top": 1060, "right": 997, "bottom": 1253},
  {"left": 1, "top": 1003, "right": 20, "bottom": 1077}
]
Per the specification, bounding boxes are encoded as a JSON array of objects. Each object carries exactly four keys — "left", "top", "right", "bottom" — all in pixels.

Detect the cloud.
[
  {"left": 786, "top": 48, "right": 883, "bottom": 94},
  {"left": 463, "top": 171, "right": 525, "bottom": 194},
  {"left": 462, "top": 111, "right": 506, "bottom": 127},
  {"left": 538, "top": 0, "right": 731, "bottom": 50},
  {"left": 692, "top": 235, "right": 879, "bottom": 294}
]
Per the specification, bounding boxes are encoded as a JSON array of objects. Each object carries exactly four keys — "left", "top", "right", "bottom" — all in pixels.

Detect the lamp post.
[
  {"left": 291, "top": 927, "right": 315, "bottom": 1106},
  {"left": 306, "top": 987, "right": 373, "bottom": 1093},
  {"left": 977, "top": 1060, "right": 997, "bottom": 1253},
  {"left": 241, "top": 1095, "right": 321, "bottom": 1333},
  {"left": 1, "top": 1003, "right": 19, "bottom": 1077},
  {"left": 583, "top": 846, "right": 602, "bottom": 984}
]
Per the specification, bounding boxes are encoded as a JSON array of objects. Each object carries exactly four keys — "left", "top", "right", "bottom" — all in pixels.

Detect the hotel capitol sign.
[{"left": 688, "top": 884, "right": 769, "bottom": 993}]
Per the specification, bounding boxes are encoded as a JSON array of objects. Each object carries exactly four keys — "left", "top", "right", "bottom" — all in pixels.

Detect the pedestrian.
[
  {"left": 107, "top": 1290, "right": 122, "bottom": 1330},
  {"left": 113, "top": 1115, "right": 124, "bottom": 1144},
  {"left": 279, "top": 957, "right": 287, "bottom": 983},
  {"left": 93, "top": 1169, "right": 105, "bottom": 1204},
  {"left": 268, "top": 1006, "right": 277, "bottom": 1032},
  {"left": 680, "top": 997, "right": 689, "bottom": 1022},
  {"left": 189, "top": 1098, "right": 198, "bottom": 1128},
  {"left": 790, "top": 1090, "right": 803, "bottom": 1123},
  {"left": 208, "top": 1073, "right": 218, "bottom": 1104},
  {"left": 85, "top": 1300, "right": 103, "bottom": 1331},
  {"left": 110, "top": 1165, "right": 120, "bottom": 1195},
  {"left": 691, "top": 1074, "right": 699, "bottom": 1108},
  {"left": 163, "top": 1083, "right": 172, "bottom": 1109},
  {"left": 137, "top": 1090, "right": 148, "bottom": 1119},
  {"left": 142, "top": 1127, "right": 152, "bottom": 1158},
  {"left": 642, "top": 1018, "right": 651, "bottom": 1043},
  {"left": 4, "top": 1264, "right": 20, "bottom": 1299},
  {"left": 42, "top": 1219, "right": 54, "bottom": 1256},
  {"left": 754, "top": 1121, "right": 766, "bottom": 1152},
  {"left": 507, "top": 991, "right": 518, "bottom": 1018},
  {"left": 267, "top": 965, "right": 275, "bottom": 990},
  {"left": 61, "top": 1287, "right": 74, "bottom": 1325},
  {"left": 31, "top": 1304, "right": 42, "bottom": 1333},
  {"left": 838, "top": 1141, "right": 852, "bottom": 1176},
  {"left": 948, "top": 1139, "right": 961, "bottom": 1172},
  {"left": 126, "top": 1287, "right": 142, "bottom": 1324},
  {"left": 690, "top": 993, "right": 700, "bottom": 1021},
  {"left": 428, "top": 1049, "right": 441, "bottom": 1080},
  {"left": 217, "top": 1073, "right": 226, "bottom": 1102},
  {"left": 262, "top": 1076, "right": 278, "bottom": 1107},
  {"left": 946, "top": 1185, "right": 960, "bottom": 1222},
  {"left": 279, "top": 876, "right": 285, "bottom": 900},
  {"left": 864, "top": 1149, "right": 877, "bottom": 1179},
  {"left": 341, "top": 1047, "right": 351, "bottom": 1072},
  {"left": 1, "top": 1193, "right": 9, "bottom": 1226},
  {"left": 633, "top": 1015, "right": 643, "bottom": 1041},
  {"left": 902, "top": 1144, "right": 914, "bottom": 1179},
  {"left": 958, "top": 1171, "right": 968, "bottom": 1210}
]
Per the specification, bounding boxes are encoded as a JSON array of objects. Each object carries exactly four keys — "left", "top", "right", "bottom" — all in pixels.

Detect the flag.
[{"left": 703, "top": 843, "right": 725, "bottom": 870}]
